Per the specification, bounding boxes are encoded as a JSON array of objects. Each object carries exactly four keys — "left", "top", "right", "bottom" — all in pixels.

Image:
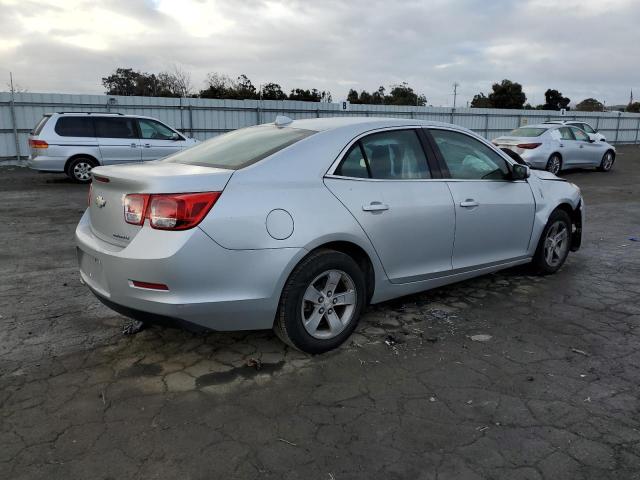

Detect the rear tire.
[
  {"left": 274, "top": 249, "right": 365, "bottom": 354},
  {"left": 66, "top": 157, "right": 97, "bottom": 183},
  {"left": 532, "top": 209, "right": 572, "bottom": 275},
  {"left": 597, "top": 150, "right": 615, "bottom": 172},
  {"left": 546, "top": 154, "right": 562, "bottom": 175}
]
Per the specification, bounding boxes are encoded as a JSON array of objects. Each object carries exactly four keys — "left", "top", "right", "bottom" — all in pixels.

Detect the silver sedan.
[
  {"left": 76, "top": 117, "right": 584, "bottom": 353},
  {"left": 493, "top": 124, "right": 616, "bottom": 175}
]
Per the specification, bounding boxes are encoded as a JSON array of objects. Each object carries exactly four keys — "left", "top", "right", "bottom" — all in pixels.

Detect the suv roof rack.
[{"left": 56, "top": 112, "right": 124, "bottom": 115}]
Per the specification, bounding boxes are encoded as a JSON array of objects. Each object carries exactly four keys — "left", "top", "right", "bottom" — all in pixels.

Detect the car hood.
[{"left": 531, "top": 170, "right": 565, "bottom": 181}]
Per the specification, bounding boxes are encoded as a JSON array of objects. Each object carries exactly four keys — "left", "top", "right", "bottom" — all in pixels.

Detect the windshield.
[
  {"left": 165, "top": 125, "right": 315, "bottom": 169},
  {"left": 508, "top": 127, "right": 547, "bottom": 137}
]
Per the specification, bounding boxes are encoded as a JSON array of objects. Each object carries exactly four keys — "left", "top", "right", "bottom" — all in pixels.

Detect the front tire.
[
  {"left": 274, "top": 249, "right": 365, "bottom": 354},
  {"left": 597, "top": 150, "right": 615, "bottom": 172},
  {"left": 66, "top": 157, "right": 97, "bottom": 183},
  {"left": 532, "top": 209, "right": 572, "bottom": 275},
  {"left": 546, "top": 154, "right": 562, "bottom": 175}
]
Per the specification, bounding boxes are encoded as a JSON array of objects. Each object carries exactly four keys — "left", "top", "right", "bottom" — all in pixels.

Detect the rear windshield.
[
  {"left": 165, "top": 125, "right": 315, "bottom": 169},
  {"left": 31, "top": 115, "right": 51, "bottom": 135},
  {"left": 508, "top": 127, "right": 547, "bottom": 137}
]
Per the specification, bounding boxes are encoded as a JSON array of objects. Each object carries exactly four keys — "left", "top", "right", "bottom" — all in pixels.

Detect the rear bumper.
[
  {"left": 75, "top": 211, "right": 305, "bottom": 331},
  {"left": 27, "top": 155, "right": 66, "bottom": 172}
]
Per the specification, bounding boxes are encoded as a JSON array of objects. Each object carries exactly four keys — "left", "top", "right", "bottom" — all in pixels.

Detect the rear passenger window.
[
  {"left": 335, "top": 143, "right": 369, "bottom": 178},
  {"left": 559, "top": 127, "right": 575, "bottom": 140},
  {"left": 334, "top": 130, "right": 431, "bottom": 180},
  {"left": 94, "top": 117, "right": 137, "bottom": 139},
  {"left": 54, "top": 117, "right": 95, "bottom": 137}
]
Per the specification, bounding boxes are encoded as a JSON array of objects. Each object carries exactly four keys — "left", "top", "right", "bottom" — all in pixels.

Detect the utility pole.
[
  {"left": 9, "top": 72, "right": 21, "bottom": 162},
  {"left": 453, "top": 82, "right": 459, "bottom": 109}
]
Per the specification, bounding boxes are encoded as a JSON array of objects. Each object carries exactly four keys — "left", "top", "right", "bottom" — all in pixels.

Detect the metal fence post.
[
  {"left": 9, "top": 89, "right": 21, "bottom": 161},
  {"left": 484, "top": 113, "right": 489, "bottom": 138},
  {"left": 595, "top": 116, "right": 600, "bottom": 132},
  {"left": 614, "top": 112, "right": 622, "bottom": 144},
  {"left": 188, "top": 104, "right": 193, "bottom": 138},
  {"left": 450, "top": 108, "right": 455, "bottom": 124},
  {"left": 635, "top": 117, "right": 640, "bottom": 145}
]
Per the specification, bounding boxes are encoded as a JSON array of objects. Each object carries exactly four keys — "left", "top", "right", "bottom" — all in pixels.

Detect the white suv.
[{"left": 27, "top": 113, "right": 199, "bottom": 182}]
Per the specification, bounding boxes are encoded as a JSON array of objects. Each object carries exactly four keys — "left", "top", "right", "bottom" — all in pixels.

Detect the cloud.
[{"left": 0, "top": 0, "right": 638, "bottom": 106}]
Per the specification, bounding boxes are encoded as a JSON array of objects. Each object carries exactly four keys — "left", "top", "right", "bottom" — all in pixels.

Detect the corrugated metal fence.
[{"left": 2, "top": 91, "right": 640, "bottom": 160}]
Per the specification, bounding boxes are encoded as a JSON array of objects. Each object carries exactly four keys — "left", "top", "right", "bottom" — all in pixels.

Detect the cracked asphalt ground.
[{"left": 1, "top": 146, "right": 639, "bottom": 480}]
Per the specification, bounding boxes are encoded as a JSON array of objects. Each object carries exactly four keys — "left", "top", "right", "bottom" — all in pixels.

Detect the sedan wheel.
[
  {"left": 301, "top": 269, "right": 357, "bottom": 340},
  {"left": 532, "top": 209, "right": 572, "bottom": 274},
  {"left": 598, "top": 151, "right": 615, "bottom": 172},
  {"left": 275, "top": 249, "right": 365, "bottom": 354},
  {"left": 546, "top": 155, "right": 562, "bottom": 175}
]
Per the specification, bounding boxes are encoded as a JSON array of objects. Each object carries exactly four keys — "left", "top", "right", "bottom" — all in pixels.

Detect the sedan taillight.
[
  {"left": 516, "top": 143, "right": 542, "bottom": 149},
  {"left": 123, "top": 192, "right": 221, "bottom": 230}
]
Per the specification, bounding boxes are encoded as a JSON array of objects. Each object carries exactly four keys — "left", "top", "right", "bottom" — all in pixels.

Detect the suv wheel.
[
  {"left": 274, "top": 249, "right": 365, "bottom": 354},
  {"left": 546, "top": 154, "right": 562, "bottom": 175},
  {"left": 67, "top": 157, "right": 97, "bottom": 183}
]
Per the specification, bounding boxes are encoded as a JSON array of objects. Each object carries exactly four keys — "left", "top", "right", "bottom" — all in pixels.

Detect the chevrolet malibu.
[{"left": 76, "top": 117, "right": 584, "bottom": 353}]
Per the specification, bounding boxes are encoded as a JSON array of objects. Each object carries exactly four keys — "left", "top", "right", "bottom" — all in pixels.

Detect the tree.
[
  {"left": 626, "top": 102, "right": 640, "bottom": 113},
  {"left": 541, "top": 89, "right": 570, "bottom": 110},
  {"left": 288, "top": 88, "right": 322, "bottom": 102},
  {"left": 102, "top": 68, "right": 140, "bottom": 96},
  {"left": 347, "top": 89, "right": 360, "bottom": 104},
  {"left": 470, "top": 93, "right": 492, "bottom": 108},
  {"left": 488, "top": 79, "right": 526, "bottom": 109},
  {"left": 233, "top": 74, "right": 257, "bottom": 99},
  {"left": 102, "top": 67, "right": 193, "bottom": 97},
  {"left": 261, "top": 82, "right": 287, "bottom": 100},
  {"left": 385, "top": 82, "right": 426, "bottom": 106},
  {"left": 199, "top": 73, "right": 235, "bottom": 98},
  {"left": 575, "top": 98, "right": 604, "bottom": 112}
]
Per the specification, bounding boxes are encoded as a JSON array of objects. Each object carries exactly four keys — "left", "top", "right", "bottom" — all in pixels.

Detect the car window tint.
[
  {"left": 430, "top": 129, "right": 510, "bottom": 180},
  {"left": 359, "top": 130, "right": 430, "bottom": 179},
  {"left": 558, "top": 127, "right": 575, "bottom": 140},
  {"left": 571, "top": 127, "right": 589, "bottom": 141},
  {"left": 139, "top": 119, "right": 177, "bottom": 140},
  {"left": 94, "top": 117, "right": 137, "bottom": 139},
  {"left": 165, "top": 125, "right": 315, "bottom": 170},
  {"left": 54, "top": 117, "right": 95, "bottom": 137},
  {"left": 335, "top": 143, "right": 369, "bottom": 178}
]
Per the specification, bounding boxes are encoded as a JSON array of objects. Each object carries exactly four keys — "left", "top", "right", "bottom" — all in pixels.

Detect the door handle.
[
  {"left": 362, "top": 202, "right": 389, "bottom": 212},
  {"left": 144, "top": 143, "right": 151, "bottom": 148},
  {"left": 579, "top": 145, "right": 584, "bottom": 148},
  {"left": 130, "top": 143, "right": 137, "bottom": 148},
  {"left": 460, "top": 199, "right": 479, "bottom": 208},
  {"left": 559, "top": 143, "right": 564, "bottom": 147}
]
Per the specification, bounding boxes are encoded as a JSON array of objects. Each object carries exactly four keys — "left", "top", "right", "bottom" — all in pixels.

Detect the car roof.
[
  {"left": 285, "top": 116, "right": 463, "bottom": 133},
  {"left": 50, "top": 112, "right": 160, "bottom": 120}
]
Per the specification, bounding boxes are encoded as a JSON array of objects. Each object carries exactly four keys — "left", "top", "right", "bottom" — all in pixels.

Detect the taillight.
[
  {"left": 29, "top": 139, "right": 48, "bottom": 149},
  {"left": 516, "top": 143, "right": 541, "bottom": 149},
  {"left": 123, "top": 192, "right": 220, "bottom": 230},
  {"left": 124, "top": 194, "right": 149, "bottom": 226}
]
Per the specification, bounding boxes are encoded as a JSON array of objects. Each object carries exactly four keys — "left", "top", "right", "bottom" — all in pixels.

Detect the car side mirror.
[
  {"left": 588, "top": 134, "right": 597, "bottom": 143},
  {"left": 171, "top": 132, "right": 181, "bottom": 141},
  {"left": 511, "top": 164, "right": 530, "bottom": 180}
]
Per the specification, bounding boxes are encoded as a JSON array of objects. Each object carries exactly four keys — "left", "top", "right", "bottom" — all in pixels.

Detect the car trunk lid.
[{"left": 88, "top": 162, "right": 233, "bottom": 247}]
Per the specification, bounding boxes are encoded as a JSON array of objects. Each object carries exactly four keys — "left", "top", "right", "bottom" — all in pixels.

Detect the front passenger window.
[
  {"left": 429, "top": 129, "right": 510, "bottom": 180},
  {"left": 138, "top": 119, "right": 178, "bottom": 140}
]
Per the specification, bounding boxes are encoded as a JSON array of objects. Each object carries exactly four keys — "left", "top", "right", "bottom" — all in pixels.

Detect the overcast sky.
[{"left": 1, "top": 0, "right": 638, "bottom": 106}]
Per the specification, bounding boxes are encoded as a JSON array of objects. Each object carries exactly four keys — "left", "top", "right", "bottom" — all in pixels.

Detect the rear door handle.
[
  {"left": 559, "top": 143, "right": 564, "bottom": 147},
  {"left": 130, "top": 143, "right": 137, "bottom": 148},
  {"left": 362, "top": 202, "right": 389, "bottom": 212},
  {"left": 460, "top": 199, "right": 479, "bottom": 208},
  {"left": 144, "top": 143, "right": 151, "bottom": 148}
]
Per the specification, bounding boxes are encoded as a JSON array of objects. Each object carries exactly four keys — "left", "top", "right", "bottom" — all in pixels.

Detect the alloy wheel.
[
  {"left": 548, "top": 156, "right": 561, "bottom": 175},
  {"left": 602, "top": 152, "right": 614, "bottom": 171},
  {"left": 543, "top": 220, "right": 569, "bottom": 267},
  {"left": 73, "top": 162, "right": 93, "bottom": 182},
  {"left": 301, "top": 269, "right": 357, "bottom": 339}
]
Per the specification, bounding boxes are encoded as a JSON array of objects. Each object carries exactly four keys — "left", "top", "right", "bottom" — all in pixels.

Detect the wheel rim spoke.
[
  {"left": 303, "top": 285, "right": 323, "bottom": 304},
  {"left": 304, "top": 307, "right": 323, "bottom": 333},
  {"left": 324, "top": 271, "right": 341, "bottom": 295},
  {"left": 325, "top": 310, "right": 343, "bottom": 335},
  {"left": 332, "top": 290, "right": 356, "bottom": 306}
]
